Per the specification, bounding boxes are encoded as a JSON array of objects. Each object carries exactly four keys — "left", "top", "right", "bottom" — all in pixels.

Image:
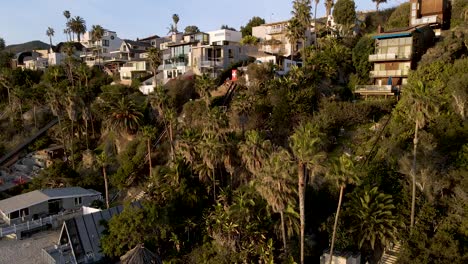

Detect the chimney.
[{"left": 377, "top": 24, "right": 384, "bottom": 34}]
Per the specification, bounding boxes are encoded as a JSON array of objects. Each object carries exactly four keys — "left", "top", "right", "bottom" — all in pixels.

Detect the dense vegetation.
[{"left": 0, "top": 2, "right": 467, "bottom": 263}]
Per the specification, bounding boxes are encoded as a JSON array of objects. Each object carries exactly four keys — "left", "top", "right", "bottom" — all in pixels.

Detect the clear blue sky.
[{"left": 0, "top": 0, "right": 399, "bottom": 45}]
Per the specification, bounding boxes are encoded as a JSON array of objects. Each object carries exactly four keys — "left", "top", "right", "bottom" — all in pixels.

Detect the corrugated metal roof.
[{"left": 0, "top": 187, "right": 101, "bottom": 214}]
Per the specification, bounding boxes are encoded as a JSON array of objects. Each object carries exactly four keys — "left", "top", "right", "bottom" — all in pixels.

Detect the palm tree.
[
  {"left": 286, "top": 18, "right": 302, "bottom": 62},
  {"left": 97, "top": 152, "right": 111, "bottom": 209},
  {"left": 291, "top": 0, "right": 312, "bottom": 65},
  {"left": 108, "top": 97, "right": 143, "bottom": 135},
  {"left": 289, "top": 122, "right": 326, "bottom": 264},
  {"left": 255, "top": 148, "right": 296, "bottom": 254},
  {"left": 313, "top": 0, "right": 320, "bottom": 48},
  {"left": 238, "top": 130, "right": 271, "bottom": 176},
  {"left": 195, "top": 74, "right": 215, "bottom": 108},
  {"left": 46, "top": 84, "right": 67, "bottom": 156},
  {"left": 70, "top": 16, "right": 86, "bottom": 42},
  {"left": 65, "top": 89, "right": 79, "bottom": 169},
  {"left": 327, "top": 154, "right": 359, "bottom": 264},
  {"left": 142, "top": 126, "right": 157, "bottom": 178},
  {"left": 372, "top": 0, "right": 387, "bottom": 12},
  {"left": 346, "top": 186, "right": 398, "bottom": 250},
  {"left": 404, "top": 81, "right": 438, "bottom": 230},
  {"left": 147, "top": 47, "right": 162, "bottom": 87},
  {"left": 91, "top": 25, "right": 105, "bottom": 65},
  {"left": 63, "top": 10, "right": 72, "bottom": 40},
  {"left": 325, "top": 0, "right": 334, "bottom": 17},
  {"left": 172, "top": 14, "right": 180, "bottom": 33},
  {"left": 46, "top": 27, "right": 55, "bottom": 52}
]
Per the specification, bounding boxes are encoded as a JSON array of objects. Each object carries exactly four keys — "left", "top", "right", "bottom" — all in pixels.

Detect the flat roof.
[{"left": 0, "top": 187, "right": 101, "bottom": 214}]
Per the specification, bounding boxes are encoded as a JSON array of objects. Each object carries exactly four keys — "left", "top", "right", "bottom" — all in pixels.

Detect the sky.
[{"left": 0, "top": 0, "right": 399, "bottom": 45}]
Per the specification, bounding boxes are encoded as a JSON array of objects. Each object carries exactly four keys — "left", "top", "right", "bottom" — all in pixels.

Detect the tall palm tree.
[
  {"left": 147, "top": 47, "right": 162, "bottom": 87},
  {"left": 238, "top": 130, "right": 271, "bottom": 176},
  {"left": 291, "top": 0, "right": 312, "bottom": 65},
  {"left": 63, "top": 10, "right": 72, "bottom": 40},
  {"left": 255, "top": 148, "right": 296, "bottom": 254},
  {"left": 172, "top": 14, "right": 180, "bottom": 33},
  {"left": 46, "top": 84, "right": 67, "bottom": 156},
  {"left": 91, "top": 25, "right": 105, "bottom": 65},
  {"left": 313, "top": 0, "right": 320, "bottom": 48},
  {"left": 405, "top": 81, "right": 438, "bottom": 230},
  {"left": 372, "top": 0, "right": 387, "bottom": 12},
  {"left": 286, "top": 18, "right": 302, "bottom": 62},
  {"left": 289, "top": 122, "right": 326, "bottom": 264},
  {"left": 97, "top": 152, "right": 111, "bottom": 209},
  {"left": 70, "top": 16, "right": 86, "bottom": 42},
  {"left": 65, "top": 89, "right": 79, "bottom": 169},
  {"left": 346, "top": 186, "right": 398, "bottom": 250},
  {"left": 46, "top": 27, "right": 55, "bottom": 52},
  {"left": 327, "top": 154, "right": 359, "bottom": 264},
  {"left": 107, "top": 97, "right": 143, "bottom": 135},
  {"left": 0, "top": 68, "right": 13, "bottom": 107},
  {"left": 325, "top": 0, "right": 334, "bottom": 17},
  {"left": 195, "top": 74, "right": 215, "bottom": 108},
  {"left": 142, "top": 126, "right": 157, "bottom": 178}
]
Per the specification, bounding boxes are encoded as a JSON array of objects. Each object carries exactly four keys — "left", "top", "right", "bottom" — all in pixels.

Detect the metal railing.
[
  {"left": 370, "top": 69, "right": 409, "bottom": 77},
  {"left": 369, "top": 53, "right": 411, "bottom": 61},
  {"left": 412, "top": 15, "right": 440, "bottom": 25},
  {"left": 0, "top": 209, "right": 82, "bottom": 238},
  {"left": 200, "top": 60, "right": 223, "bottom": 67},
  {"left": 355, "top": 85, "right": 392, "bottom": 92},
  {"left": 266, "top": 27, "right": 286, "bottom": 34}
]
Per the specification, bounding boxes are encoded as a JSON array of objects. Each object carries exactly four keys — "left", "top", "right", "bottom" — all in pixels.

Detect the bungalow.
[{"left": 0, "top": 187, "right": 101, "bottom": 225}]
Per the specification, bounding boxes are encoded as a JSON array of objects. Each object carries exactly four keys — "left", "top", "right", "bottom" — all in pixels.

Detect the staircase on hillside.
[{"left": 379, "top": 242, "right": 401, "bottom": 264}]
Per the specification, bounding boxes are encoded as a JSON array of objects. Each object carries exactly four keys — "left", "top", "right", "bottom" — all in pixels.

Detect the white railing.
[
  {"left": 368, "top": 53, "right": 412, "bottom": 61},
  {"left": 412, "top": 15, "right": 439, "bottom": 25},
  {"left": 355, "top": 85, "right": 392, "bottom": 92},
  {"left": 0, "top": 209, "right": 82, "bottom": 238},
  {"left": 370, "top": 69, "right": 409, "bottom": 77},
  {"left": 200, "top": 60, "right": 223, "bottom": 67},
  {"left": 163, "top": 62, "right": 187, "bottom": 69},
  {"left": 266, "top": 27, "right": 286, "bottom": 34}
]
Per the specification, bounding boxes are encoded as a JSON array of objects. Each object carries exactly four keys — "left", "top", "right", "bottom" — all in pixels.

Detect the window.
[
  {"left": 20, "top": 208, "right": 29, "bottom": 217},
  {"left": 74, "top": 197, "right": 82, "bottom": 206},
  {"left": 228, "top": 49, "right": 233, "bottom": 58},
  {"left": 9, "top": 210, "right": 19, "bottom": 219},
  {"left": 103, "top": 39, "right": 110, "bottom": 47}
]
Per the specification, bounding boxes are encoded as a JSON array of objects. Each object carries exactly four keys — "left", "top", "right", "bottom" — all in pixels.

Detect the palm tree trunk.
[
  {"left": 280, "top": 210, "right": 288, "bottom": 255},
  {"left": 70, "top": 119, "right": 75, "bottom": 169},
  {"left": 147, "top": 138, "right": 152, "bottom": 177},
  {"left": 329, "top": 186, "right": 344, "bottom": 264},
  {"left": 33, "top": 105, "right": 37, "bottom": 129},
  {"left": 169, "top": 121, "right": 175, "bottom": 161},
  {"left": 103, "top": 166, "right": 110, "bottom": 209},
  {"left": 57, "top": 116, "right": 68, "bottom": 158},
  {"left": 314, "top": 2, "right": 319, "bottom": 49},
  {"left": 85, "top": 118, "right": 89, "bottom": 149},
  {"left": 411, "top": 120, "right": 419, "bottom": 230},
  {"left": 299, "top": 162, "right": 306, "bottom": 264}
]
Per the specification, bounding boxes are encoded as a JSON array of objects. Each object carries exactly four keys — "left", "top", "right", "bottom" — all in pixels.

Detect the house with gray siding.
[{"left": 0, "top": 187, "right": 101, "bottom": 225}]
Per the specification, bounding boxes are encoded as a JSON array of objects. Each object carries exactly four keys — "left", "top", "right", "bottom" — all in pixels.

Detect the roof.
[
  {"left": 120, "top": 244, "right": 162, "bottom": 264},
  {"left": 63, "top": 203, "right": 142, "bottom": 263},
  {"left": 373, "top": 25, "right": 432, "bottom": 39},
  {"left": 138, "top": 35, "right": 161, "bottom": 41},
  {"left": 0, "top": 187, "right": 101, "bottom": 214},
  {"left": 124, "top": 39, "right": 152, "bottom": 48}
]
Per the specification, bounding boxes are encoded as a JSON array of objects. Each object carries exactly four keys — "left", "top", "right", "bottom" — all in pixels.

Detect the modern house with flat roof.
[
  {"left": 0, "top": 187, "right": 101, "bottom": 225},
  {"left": 355, "top": 25, "right": 435, "bottom": 98}
]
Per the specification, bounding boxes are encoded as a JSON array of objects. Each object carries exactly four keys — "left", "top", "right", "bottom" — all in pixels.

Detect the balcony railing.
[
  {"left": 412, "top": 15, "right": 440, "bottom": 26},
  {"left": 163, "top": 62, "right": 187, "bottom": 69},
  {"left": 369, "top": 53, "right": 411, "bottom": 61},
  {"left": 200, "top": 60, "right": 223, "bottom": 67},
  {"left": 370, "top": 69, "right": 409, "bottom": 77},
  {"left": 355, "top": 85, "right": 392, "bottom": 92},
  {"left": 261, "top": 46, "right": 286, "bottom": 55},
  {"left": 266, "top": 27, "right": 286, "bottom": 34}
]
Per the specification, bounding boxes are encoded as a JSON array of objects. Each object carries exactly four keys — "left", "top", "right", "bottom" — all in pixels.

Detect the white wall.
[
  {"left": 252, "top": 25, "right": 267, "bottom": 40},
  {"left": 208, "top": 29, "right": 242, "bottom": 44}
]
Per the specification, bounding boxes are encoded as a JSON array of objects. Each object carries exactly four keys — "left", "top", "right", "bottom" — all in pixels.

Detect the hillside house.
[
  {"left": 355, "top": 25, "right": 435, "bottom": 98},
  {"left": 409, "top": 0, "right": 451, "bottom": 35},
  {"left": 0, "top": 187, "right": 101, "bottom": 225}
]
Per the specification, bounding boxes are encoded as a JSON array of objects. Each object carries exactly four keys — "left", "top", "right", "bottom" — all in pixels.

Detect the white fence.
[{"left": 0, "top": 209, "right": 82, "bottom": 238}]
